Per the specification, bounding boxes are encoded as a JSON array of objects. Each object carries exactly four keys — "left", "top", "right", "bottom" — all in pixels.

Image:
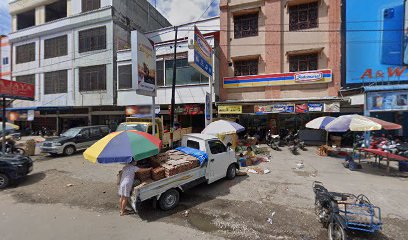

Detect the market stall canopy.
[
  {"left": 366, "top": 117, "right": 402, "bottom": 130},
  {"left": 0, "top": 122, "right": 20, "bottom": 131},
  {"left": 324, "top": 115, "right": 401, "bottom": 132},
  {"left": 306, "top": 116, "right": 336, "bottom": 129},
  {"left": 83, "top": 130, "right": 162, "bottom": 164},
  {"left": 201, "top": 120, "right": 245, "bottom": 135}
]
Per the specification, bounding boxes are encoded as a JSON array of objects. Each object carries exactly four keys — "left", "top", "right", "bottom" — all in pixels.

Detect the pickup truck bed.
[{"left": 130, "top": 165, "right": 207, "bottom": 211}]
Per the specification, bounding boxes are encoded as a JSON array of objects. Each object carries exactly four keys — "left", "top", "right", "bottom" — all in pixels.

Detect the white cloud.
[{"left": 149, "top": 0, "right": 219, "bottom": 26}]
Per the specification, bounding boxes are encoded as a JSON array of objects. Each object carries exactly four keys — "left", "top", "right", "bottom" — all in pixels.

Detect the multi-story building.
[
  {"left": 8, "top": 0, "right": 170, "bottom": 133},
  {"left": 116, "top": 17, "right": 220, "bottom": 133},
  {"left": 0, "top": 35, "right": 11, "bottom": 80},
  {"left": 218, "top": 0, "right": 342, "bottom": 134}
]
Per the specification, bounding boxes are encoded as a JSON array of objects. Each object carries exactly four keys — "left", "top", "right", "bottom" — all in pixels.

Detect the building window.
[
  {"left": 165, "top": 58, "right": 208, "bottom": 86},
  {"left": 234, "top": 13, "right": 259, "bottom": 39},
  {"left": 156, "top": 60, "right": 164, "bottom": 86},
  {"left": 82, "top": 0, "right": 101, "bottom": 13},
  {"left": 16, "top": 43, "right": 35, "bottom": 64},
  {"left": 289, "top": 53, "right": 318, "bottom": 72},
  {"left": 234, "top": 59, "right": 258, "bottom": 76},
  {"left": 17, "top": 9, "right": 35, "bottom": 30},
  {"left": 2, "top": 57, "right": 8, "bottom": 65},
  {"left": 289, "top": 2, "right": 318, "bottom": 31},
  {"left": 44, "top": 35, "right": 68, "bottom": 59},
  {"left": 44, "top": 70, "right": 68, "bottom": 94},
  {"left": 45, "top": 0, "right": 67, "bottom": 23},
  {"left": 78, "top": 26, "right": 106, "bottom": 53},
  {"left": 79, "top": 65, "right": 106, "bottom": 91},
  {"left": 118, "top": 65, "right": 132, "bottom": 89},
  {"left": 16, "top": 74, "right": 35, "bottom": 85}
]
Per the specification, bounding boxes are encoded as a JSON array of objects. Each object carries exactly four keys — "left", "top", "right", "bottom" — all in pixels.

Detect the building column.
[
  {"left": 264, "top": 0, "right": 282, "bottom": 99},
  {"left": 328, "top": 0, "right": 342, "bottom": 97},
  {"left": 219, "top": 0, "right": 229, "bottom": 101},
  {"left": 35, "top": 6, "right": 45, "bottom": 26}
]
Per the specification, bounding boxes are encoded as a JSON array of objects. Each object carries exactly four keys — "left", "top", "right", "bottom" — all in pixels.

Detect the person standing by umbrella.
[{"left": 118, "top": 160, "right": 140, "bottom": 216}]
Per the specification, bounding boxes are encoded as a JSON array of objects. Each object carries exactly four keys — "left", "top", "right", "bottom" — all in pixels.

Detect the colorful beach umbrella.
[
  {"left": 83, "top": 130, "right": 162, "bottom": 164},
  {"left": 202, "top": 120, "right": 245, "bottom": 135},
  {"left": 324, "top": 114, "right": 401, "bottom": 132},
  {"left": 0, "top": 122, "right": 20, "bottom": 131},
  {"left": 306, "top": 116, "right": 336, "bottom": 129}
]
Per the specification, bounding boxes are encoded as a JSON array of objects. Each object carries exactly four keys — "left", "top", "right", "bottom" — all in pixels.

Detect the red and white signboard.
[{"left": 0, "top": 79, "right": 35, "bottom": 100}]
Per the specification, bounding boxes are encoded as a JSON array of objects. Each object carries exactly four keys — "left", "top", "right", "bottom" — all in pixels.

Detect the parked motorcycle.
[
  {"left": 294, "top": 131, "right": 306, "bottom": 151},
  {"left": 266, "top": 130, "right": 281, "bottom": 151},
  {"left": 313, "top": 181, "right": 382, "bottom": 240},
  {"left": 0, "top": 137, "right": 25, "bottom": 155}
]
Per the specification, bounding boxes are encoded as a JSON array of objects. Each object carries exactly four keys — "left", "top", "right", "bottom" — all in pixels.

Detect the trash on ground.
[
  {"left": 66, "top": 184, "right": 74, "bottom": 187},
  {"left": 267, "top": 212, "right": 276, "bottom": 225},
  {"left": 236, "top": 171, "right": 248, "bottom": 176}
]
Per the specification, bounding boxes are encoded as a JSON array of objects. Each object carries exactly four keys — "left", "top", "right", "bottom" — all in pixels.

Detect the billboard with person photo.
[{"left": 345, "top": 0, "right": 408, "bottom": 85}]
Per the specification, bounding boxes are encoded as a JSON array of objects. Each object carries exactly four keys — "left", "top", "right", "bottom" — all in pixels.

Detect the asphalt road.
[{"left": 1, "top": 147, "right": 408, "bottom": 240}]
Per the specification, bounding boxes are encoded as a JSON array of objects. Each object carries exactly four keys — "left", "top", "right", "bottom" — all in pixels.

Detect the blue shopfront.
[{"left": 364, "top": 85, "right": 408, "bottom": 138}]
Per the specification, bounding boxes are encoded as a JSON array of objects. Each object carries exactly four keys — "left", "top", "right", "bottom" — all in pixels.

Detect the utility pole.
[
  {"left": 170, "top": 26, "right": 178, "bottom": 149},
  {"left": 2, "top": 97, "right": 6, "bottom": 155}
]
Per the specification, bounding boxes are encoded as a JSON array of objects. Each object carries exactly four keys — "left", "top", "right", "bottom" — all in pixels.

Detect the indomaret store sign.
[
  {"left": 223, "top": 69, "right": 332, "bottom": 88},
  {"left": 0, "top": 79, "right": 35, "bottom": 100}
]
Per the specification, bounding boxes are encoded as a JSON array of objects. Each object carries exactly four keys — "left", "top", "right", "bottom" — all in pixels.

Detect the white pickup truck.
[{"left": 131, "top": 134, "right": 239, "bottom": 211}]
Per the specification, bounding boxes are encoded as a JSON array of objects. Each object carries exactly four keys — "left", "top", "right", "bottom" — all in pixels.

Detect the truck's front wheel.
[
  {"left": 159, "top": 189, "right": 180, "bottom": 211},
  {"left": 226, "top": 164, "right": 237, "bottom": 180}
]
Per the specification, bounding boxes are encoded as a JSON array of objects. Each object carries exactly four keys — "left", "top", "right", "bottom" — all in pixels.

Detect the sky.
[{"left": 0, "top": 0, "right": 219, "bottom": 35}]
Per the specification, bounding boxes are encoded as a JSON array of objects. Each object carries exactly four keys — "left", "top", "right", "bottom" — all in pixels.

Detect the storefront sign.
[
  {"left": 345, "top": 0, "right": 408, "bottom": 85},
  {"left": 218, "top": 105, "right": 242, "bottom": 114},
  {"left": 294, "top": 72, "right": 323, "bottom": 82},
  {"left": 168, "top": 104, "right": 204, "bottom": 115},
  {"left": 224, "top": 70, "right": 332, "bottom": 88},
  {"left": 307, "top": 103, "right": 324, "bottom": 112},
  {"left": 324, "top": 102, "right": 340, "bottom": 113},
  {"left": 255, "top": 104, "right": 294, "bottom": 114},
  {"left": 6, "top": 110, "right": 35, "bottom": 121},
  {"left": 188, "top": 26, "right": 213, "bottom": 77},
  {"left": 295, "top": 104, "right": 309, "bottom": 113},
  {"left": 0, "top": 78, "right": 35, "bottom": 100},
  {"left": 131, "top": 31, "right": 156, "bottom": 97},
  {"left": 367, "top": 91, "right": 408, "bottom": 112}
]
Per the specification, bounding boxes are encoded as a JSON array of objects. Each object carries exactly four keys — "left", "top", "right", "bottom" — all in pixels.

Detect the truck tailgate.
[{"left": 132, "top": 166, "right": 207, "bottom": 202}]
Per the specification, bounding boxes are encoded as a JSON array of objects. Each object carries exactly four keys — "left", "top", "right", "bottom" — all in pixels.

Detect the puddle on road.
[{"left": 187, "top": 211, "right": 218, "bottom": 232}]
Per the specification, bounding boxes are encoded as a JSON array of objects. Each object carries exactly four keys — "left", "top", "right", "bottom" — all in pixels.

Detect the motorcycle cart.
[{"left": 313, "top": 181, "right": 382, "bottom": 240}]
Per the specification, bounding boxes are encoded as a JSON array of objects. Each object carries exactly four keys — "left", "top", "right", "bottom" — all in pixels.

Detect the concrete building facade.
[
  {"left": 218, "top": 0, "right": 342, "bottom": 134},
  {"left": 7, "top": 0, "right": 170, "bottom": 132},
  {"left": 0, "top": 36, "right": 11, "bottom": 80}
]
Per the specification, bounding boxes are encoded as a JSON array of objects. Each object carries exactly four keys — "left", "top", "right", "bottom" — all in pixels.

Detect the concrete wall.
[
  {"left": 11, "top": 18, "right": 114, "bottom": 109},
  {"left": 219, "top": 0, "right": 342, "bottom": 102},
  {"left": 0, "top": 36, "right": 11, "bottom": 80}
]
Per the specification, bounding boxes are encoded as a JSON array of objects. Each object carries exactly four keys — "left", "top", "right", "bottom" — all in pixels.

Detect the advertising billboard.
[
  {"left": 131, "top": 31, "right": 156, "bottom": 97},
  {"left": 367, "top": 90, "right": 408, "bottom": 111},
  {"left": 0, "top": 79, "right": 35, "bottom": 100},
  {"left": 346, "top": 0, "right": 408, "bottom": 85},
  {"left": 188, "top": 26, "right": 213, "bottom": 77},
  {"left": 224, "top": 69, "right": 332, "bottom": 88}
]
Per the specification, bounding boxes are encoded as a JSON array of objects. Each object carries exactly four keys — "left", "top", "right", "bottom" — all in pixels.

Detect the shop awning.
[
  {"left": 216, "top": 96, "right": 342, "bottom": 105},
  {"left": 6, "top": 106, "right": 73, "bottom": 111},
  {"left": 364, "top": 84, "right": 408, "bottom": 92}
]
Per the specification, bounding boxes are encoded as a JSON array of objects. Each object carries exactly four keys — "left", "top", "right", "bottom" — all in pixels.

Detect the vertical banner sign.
[
  {"left": 131, "top": 31, "right": 157, "bottom": 97},
  {"left": 188, "top": 26, "right": 213, "bottom": 77},
  {"left": 205, "top": 92, "right": 211, "bottom": 121}
]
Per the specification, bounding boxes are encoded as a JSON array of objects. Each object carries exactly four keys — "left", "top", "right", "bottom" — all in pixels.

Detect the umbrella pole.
[
  {"left": 326, "top": 131, "right": 329, "bottom": 146},
  {"left": 2, "top": 97, "right": 6, "bottom": 155}
]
